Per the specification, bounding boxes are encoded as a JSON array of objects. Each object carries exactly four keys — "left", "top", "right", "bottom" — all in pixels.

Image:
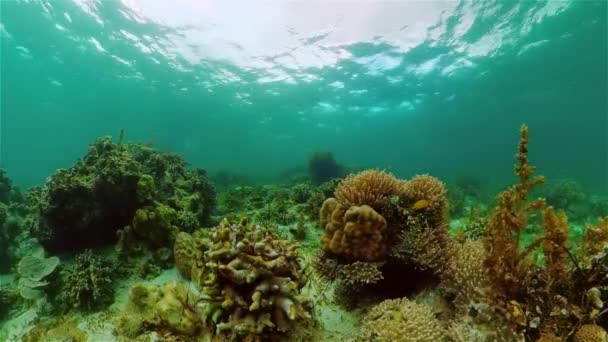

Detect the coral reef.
[
  {"left": 27, "top": 136, "right": 215, "bottom": 253},
  {"left": 357, "top": 297, "right": 447, "bottom": 342},
  {"left": 308, "top": 151, "right": 346, "bottom": 185},
  {"left": 133, "top": 218, "right": 313, "bottom": 340},
  {"left": 56, "top": 250, "right": 114, "bottom": 311},
  {"left": 316, "top": 169, "right": 450, "bottom": 307}
]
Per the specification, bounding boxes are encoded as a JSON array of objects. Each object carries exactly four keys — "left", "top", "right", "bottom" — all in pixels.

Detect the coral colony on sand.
[{"left": 0, "top": 125, "right": 607, "bottom": 341}]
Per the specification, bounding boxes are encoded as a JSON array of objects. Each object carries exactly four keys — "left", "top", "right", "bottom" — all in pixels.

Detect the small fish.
[{"left": 411, "top": 199, "right": 429, "bottom": 210}]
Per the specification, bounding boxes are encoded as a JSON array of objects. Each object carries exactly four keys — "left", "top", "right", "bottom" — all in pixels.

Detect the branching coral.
[
  {"left": 57, "top": 250, "right": 114, "bottom": 311},
  {"left": 477, "top": 125, "right": 608, "bottom": 339},
  {"left": 483, "top": 124, "right": 546, "bottom": 303},
  {"left": 542, "top": 207, "right": 570, "bottom": 283},
  {"left": 582, "top": 217, "right": 608, "bottom": 260},
  {"left": 358, "top": 297, "right": 447, "bottom": 342},
  {"left": 175, "top": 218, "right": 312, "bottom": 340}
]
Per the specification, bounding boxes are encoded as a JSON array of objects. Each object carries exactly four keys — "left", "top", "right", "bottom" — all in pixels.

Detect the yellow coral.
[
  {"left": 334, "top": 170, "right": 400, "bottom": 211},
  {"left": 114, "top": 281, "right": 200, "bottom": 338},
  {"left": 359, "top": 297, "right": 447, "bottom": 342},
  {"left": 320, "top": 201, "right": 388, "bottom": 261},
  {"left": 573, "top": 324, "right": 608, "bottom": 342}
]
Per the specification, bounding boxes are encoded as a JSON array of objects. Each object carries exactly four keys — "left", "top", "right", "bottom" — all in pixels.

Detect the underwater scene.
[{"left": 1, "top": 1, "right": 607, "bottom": 341}]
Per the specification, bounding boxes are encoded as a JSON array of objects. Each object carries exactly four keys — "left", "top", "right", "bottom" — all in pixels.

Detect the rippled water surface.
[{"left": 1, "top": 0, "right": 606, "bottom": 189}]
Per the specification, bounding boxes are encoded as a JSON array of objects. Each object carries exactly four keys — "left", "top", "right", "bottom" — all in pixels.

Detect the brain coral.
[
  {"left": 320, "top": 199, "right": 388, "bottom": 261},
  {"left": 359, "top": 297, "right": 447, "bottom": 342}
]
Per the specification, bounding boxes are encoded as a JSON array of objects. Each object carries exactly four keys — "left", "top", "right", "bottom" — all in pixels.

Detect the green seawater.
[
  {"left": 1, "top": 0, "right": 606, "bottom": 190},
  {"left": 1, "top": 2, "right": 608, "bottom": 340}
]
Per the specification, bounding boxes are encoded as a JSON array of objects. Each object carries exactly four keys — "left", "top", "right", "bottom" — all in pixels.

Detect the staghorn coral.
[
  {"left": 334, "top": 170, "right": 400, "bottom": 210},
  {"left": 358, "top": 297, "right": 447, "bottom": 342},
  {"left": 320, "top": 200, "right": 388, "bottom": 261},
  {"left": 57, "top": 249, "right": 114, "bottom": 311},
  {"left": 176, "top": 218, "right": 311, "bottom": 340}
]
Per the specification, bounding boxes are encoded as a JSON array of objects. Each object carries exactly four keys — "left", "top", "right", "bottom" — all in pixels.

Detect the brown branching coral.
[
  {"left": 476, "top": 124, "right": 608, "bottom": 339},
  {"left": 334, "top": 170, "right": 400, "bottom": 210},
  {"left": 483, "top": 124, "right": 546, "bottom": 303},
  {"left": 583, "top": 217, "right": 608, "bottom": 259},
  {"left": 357, "top": 297, "right": 447, "bottom": 342},
  {"left": 542, "top": 207, "right": 570, "bottom": 283}
]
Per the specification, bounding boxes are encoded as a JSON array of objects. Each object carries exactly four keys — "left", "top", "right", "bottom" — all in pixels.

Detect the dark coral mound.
[
  {"left": 308, "top": 151, "right": 346, "bottom": 185},
  {"left": 28, "top": 136, "right": 215, "bottom": 253}
]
